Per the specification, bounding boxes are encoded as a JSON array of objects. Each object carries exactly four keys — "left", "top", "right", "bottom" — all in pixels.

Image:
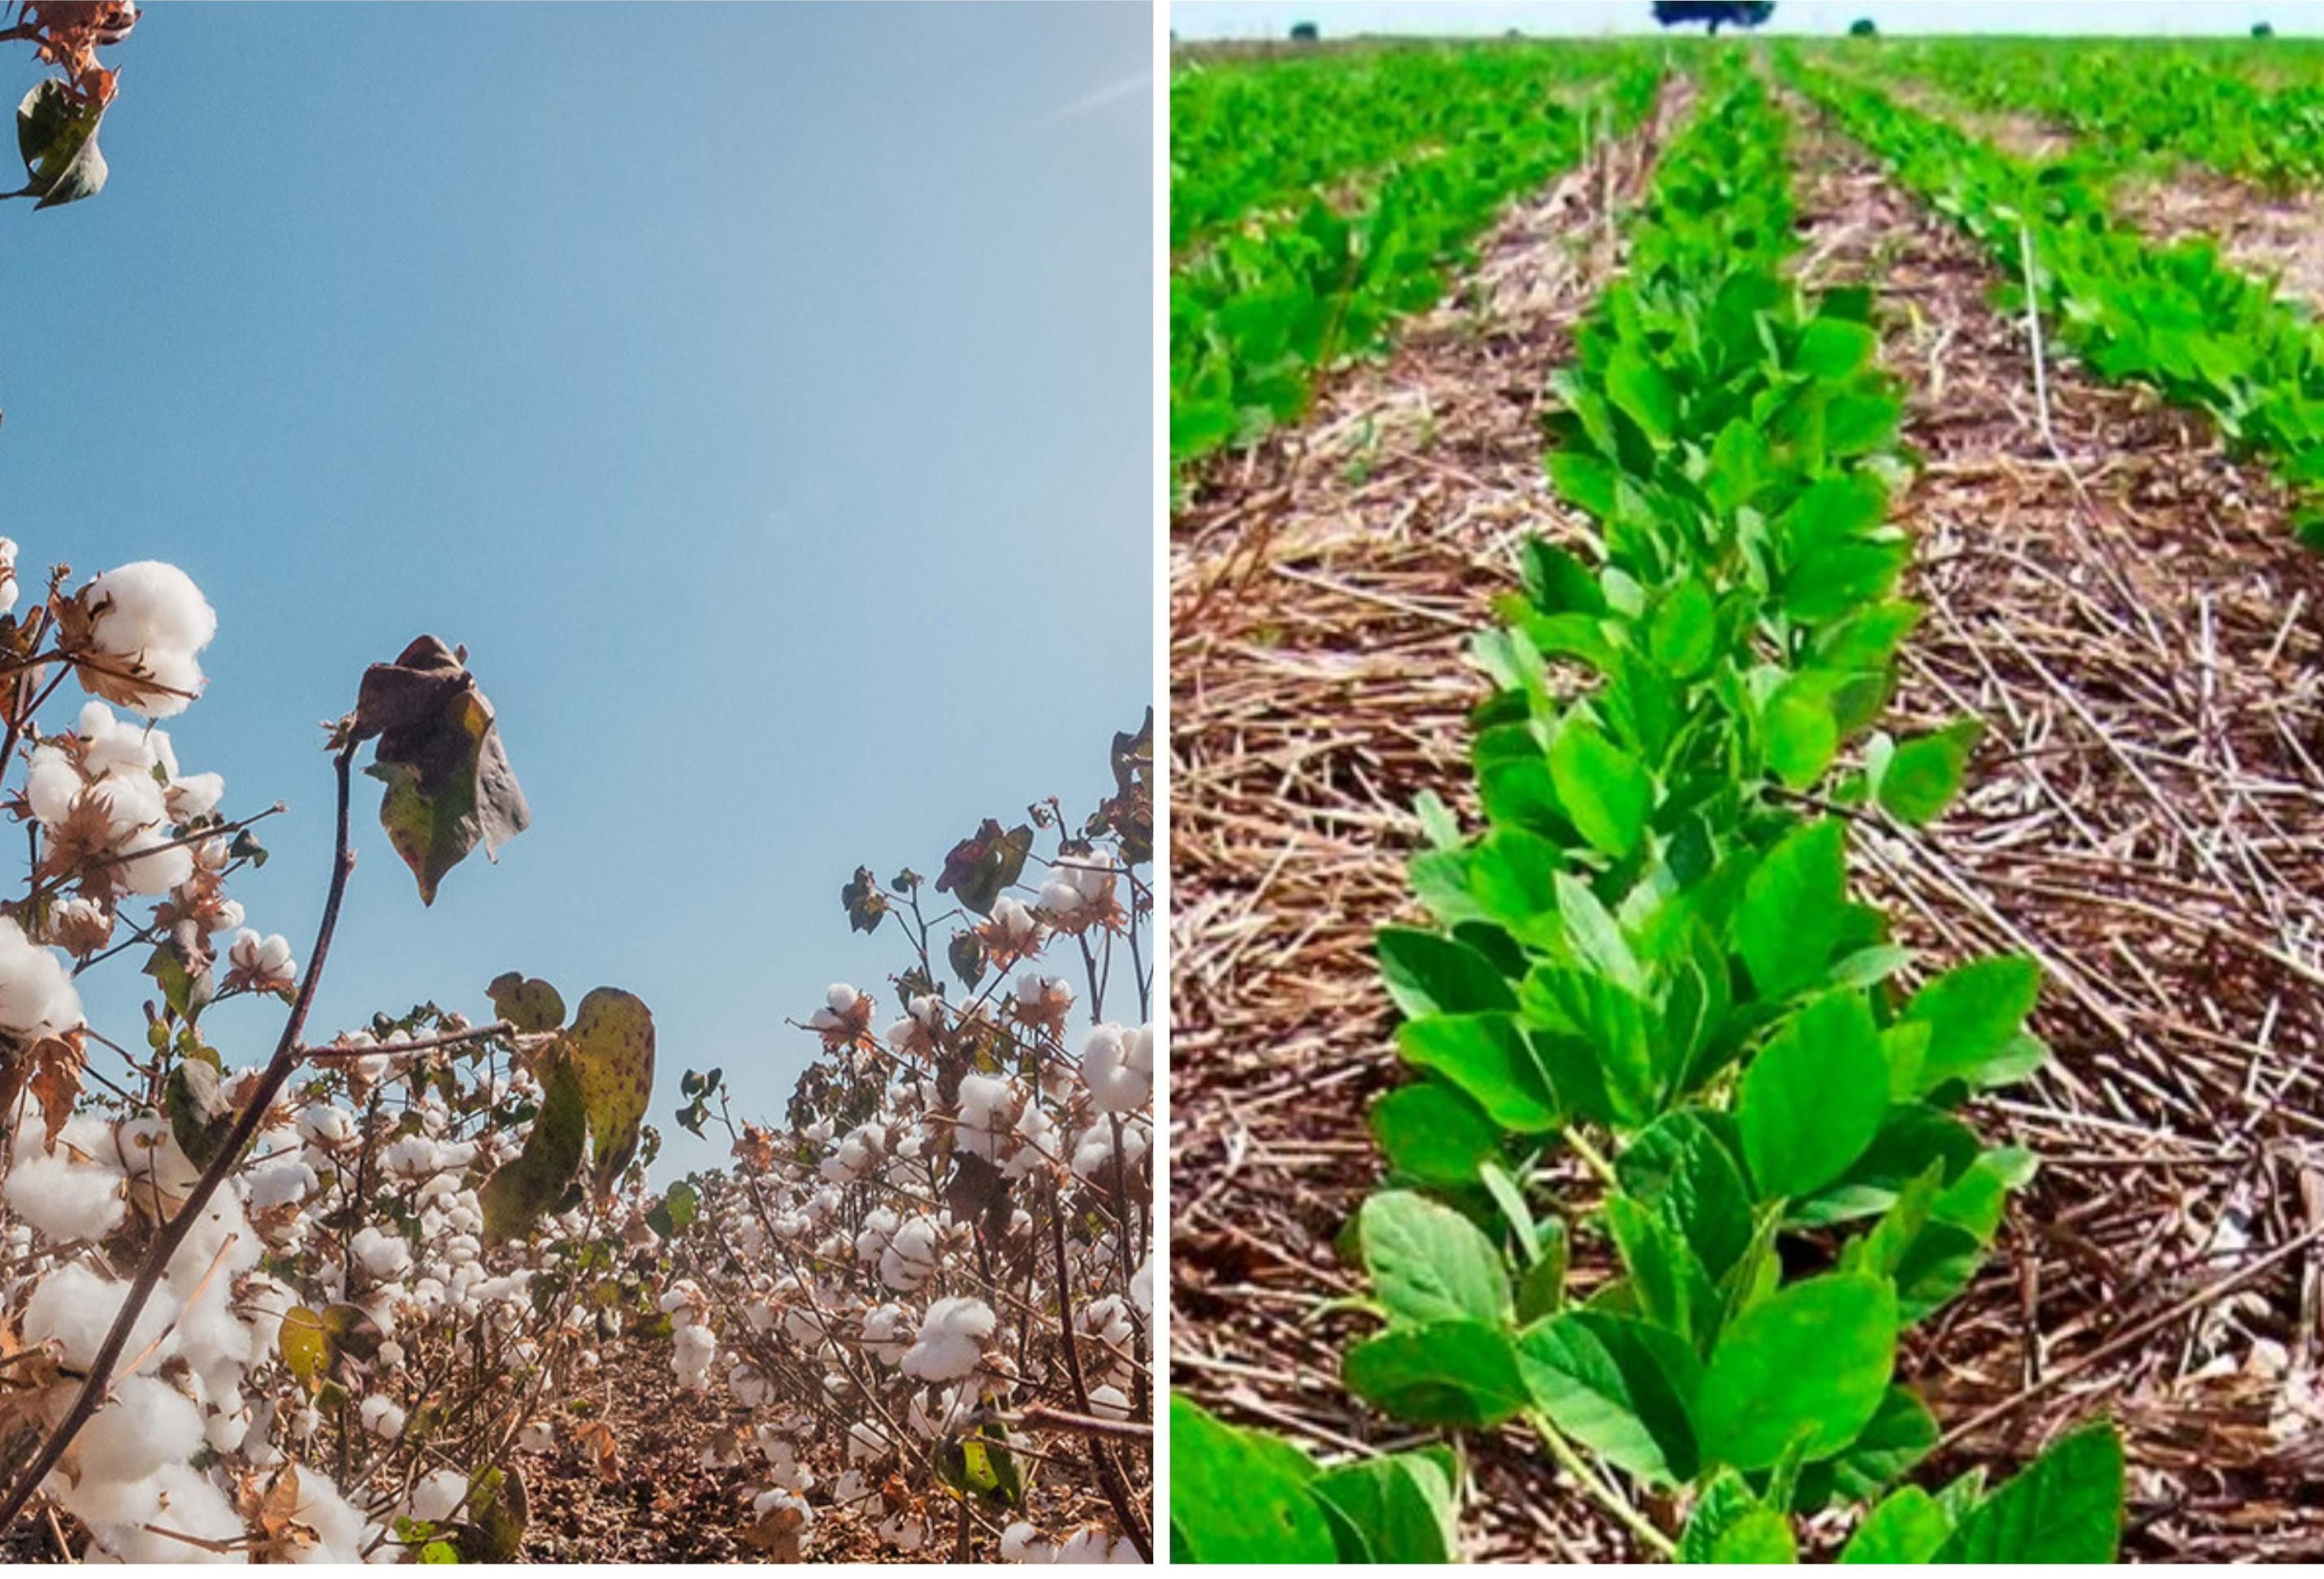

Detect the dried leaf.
[{"left": 352, "top": 636, "right": 530, "bottom": 905}]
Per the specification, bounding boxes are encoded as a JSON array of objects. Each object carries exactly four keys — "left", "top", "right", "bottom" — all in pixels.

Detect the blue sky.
[
  {"left": 1175, "top": 1, "right": 2321, "bottom": 35},
  {"left": 3, "top": 2, "right": 1153, "bottom": 1176}
]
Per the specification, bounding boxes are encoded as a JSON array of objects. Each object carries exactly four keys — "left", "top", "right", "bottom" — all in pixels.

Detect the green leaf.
[
  {"left": 479, "top": 1054, "right": 587, "bottom": 1242},
  {"left": 1697, "top": 1273, "right": 1899, "bottom": 1471},
  {"left": 935, "top": 819, "right": 1035, "bottom": 917},
  {"left": 1607, "top": 345, "right": 1680, "bottom": 445},
  {"left": 1359, "top": 1191, "right": 1511, "bottom": 1329},
  {"left": 1797, "top": 1386, "right": 1939, "bottom": 1510},
  {"left": 1518, "top": 1309, "right": 1702, "bottom": 1486},
  {"left": 1841, "top": 1486, "right": 1953, "bottom": 1564},
  {"left": 1550, "top": 721, "right": 1654, "bottom": 860},
  {"left": 15, "top": 80, "right": 107, "bottom": 209},
  {"left": 1734, "top": 820, "right": 1848, "bottom": 1000},
  {"left": 1344, "top": 1321, "right": 1531, "bottom": 1429},
  {"left": 456, "top": 1465, "right": 528, "bottom": 1563},
  {"left": 1798, "top": 316, "right": 1878, "bottom": 379},
  {"left": 1737, "top": 991, "right": 1888, "bottom": 1200},
  {"left": 947, "top": 930, "right": 987, "bottom": 989},
  {"left": 486, "top": 973, "right": 566, "bottom": 1035},
  {"left": 356, "top": 636, "right": 531, "bottom": 906},
  {"left": 841, "top": 866, "right": 888, "bottom": 934},
  {"left": 1875, "top": 718, "right": 1982, "bottom": 825},
  {"left": 1372, "top": 1083, "right": 1501, "bottom": 1186},
  {"left": 1617, "top": 1110, "right": 1754, "bottom": 1279},
  {"left": 1934, "top": 1422, "right": 2122, "bottom": 1563},
  {"left": 1378, "top": 930, "right": 1518, "bottom": 1018},
  {"left": 1167, "top": 1395, "right": 1336, "bottom": 1564},
  {"left": 1680, "top": 1471, "right": 1793, "bottom": 1562},
  {"left": 1311, "top": 1455, "right": 1460, "bottom": 1564},
  {"left": 1903, "top": 956, "right": 2042, "bottom": 1092},
  {"left": 1394, "top": 1014, "right": 1559, "bottom": 1132},
  {"left": 1763, "top": 675, "right": 1841, "bottom": 792},
  {"left": 564, "top": 988, "right": 656, "bottom": 1201},
  {"left": 165, "top": 1058, "right": 234, "bottom": 1170},
  {"left": 1515, "top": 1219, "right": 1570, "bottom": 1323}
]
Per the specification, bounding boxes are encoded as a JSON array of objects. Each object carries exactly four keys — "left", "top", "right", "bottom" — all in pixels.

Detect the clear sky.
[
  {"left": 2, "top": 2, "right": 1152, "bottom": 1177},
  {"left": 1174, "top": 0, "right": 2322, "bottom": 36}
]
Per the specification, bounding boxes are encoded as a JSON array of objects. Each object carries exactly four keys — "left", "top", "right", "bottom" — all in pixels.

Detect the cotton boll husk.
[
  {"left": 4, "top": 1147, "right": 128, "bottom": 1242},
  {"left": 75, "top": 1375, "right": 203, "bottom": 1485},
  {"left": 23, "top": 1262, "right": 176, "bottom": 1373}
]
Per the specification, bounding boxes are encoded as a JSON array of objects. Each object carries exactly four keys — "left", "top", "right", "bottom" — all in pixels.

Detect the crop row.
[
  {"left": 1856, "top": 37, "right": 2324, "bottom": 190},
  {"left": 1173, "top": 67, "right": 2120, "bottom": 1564},
  {"left": 1169, "top": 46, "right": 1661, "bottom": 472},
  {"left": 1790, "top": 53, "right": 2324, "bottom": 547}
]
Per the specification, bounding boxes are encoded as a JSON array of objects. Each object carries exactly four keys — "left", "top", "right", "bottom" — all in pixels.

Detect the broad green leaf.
[
  {"left": 1904, "top": 957, "right": 2042, "bottom": 1092},
  {"left": 1515, "top": 1218, "right": 1571, "bottom": 1322},
  {"left": 1697, "top": 1273, "right": 1899, "bottom": 1471},
  {"left": 1394, "top": 1014, "right": 1559, "bottom": 1132},
  {"left": 1549, "top": 722, "right": 1654, "bottom": 860},
  {"left": 479, "top": 1055, "right": 586, "bottom": 1243},
  {"left": 1841, "top": 1486, "right": 1953, "bottom": 1564},
  {"left": 1311, "top": 1455, "right": 1460, "bottom": 1564},
  {"left": 1359, "top": 1192, "right": 1511, "bottom": 1329},
  {"left": 15, "top": 80, "right": 107, "bottom": 209},
  {"left": 1167, "top": 1395, "right": 1336, "bottom": 1564},
  {"left": 565, "top": 988, "right": 656, "bottom": 1200},
  {"left": 456, "top": 1465, "right": 527, "bottom": 1563},
  {"left": 1518, "top": 1309, "right": 1702, "bottom": 1486},
  {"left": 1344, "top": 1320, "right": 1531, "bottom": 1429},
  {"left": 1371, "top": 1083, "right": 1501, "bottom": 1186},
  {"left": 1378, "top": 930, "right": 1518, "bottom": 1018},
  {"left": 1676, "top": 1471, "right": 1766, "bottom": 1563},
  {"left": 1934, "top": 1422, "right": 2122, "bottom": 1563},
  {"left": 279, "top": 1305, "right": 331, "bottom": 1385},
  {"left": 1617, "top": 1110, "right": 1754, "bottom": 1279},
  {"left": 1602, "top": 1193, "right": 1718, "bottom": 1345},
  {"left": 486, "top": 973, "right": 566, "bottom": 1034},
  {"left": 1874, "top": 718, "right": 1982, "bottom": 825},
  {"left": 1763, "top": 675, "right": 1841, "bottom": 792},
  {"left": 1607, "top": 345, "right": 1679, "bottom": 445},
  {"left": 1648, "top": 575, "right": 1719, "bottom": 679},
  {"left": 1798, "top": 316, "right": 1878, "bottom": 379},
  {"left": 1797, "top": 1386, "right": 1938, "bottom": 1510},
  {"left": 357, "top": 637, "right": 531, "bottom": 906},
  {"left": 1737, "top": 991, "right": 1888, "bottom": 1200},
  {"left": 1733, "top": 820, "right": 1849, "bottom": 1000}
]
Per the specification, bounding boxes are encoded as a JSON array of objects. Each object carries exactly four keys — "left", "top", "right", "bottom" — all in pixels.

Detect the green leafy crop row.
[
  {"left": 1788, "top": 53, "right": 2324, "bottom": 547},
  {"left": 1169, "top": 46, "right": 1663, "bottom": 473},
  {"left": 1172, "top": 72, "right": 2123, "bottom": 1565}
]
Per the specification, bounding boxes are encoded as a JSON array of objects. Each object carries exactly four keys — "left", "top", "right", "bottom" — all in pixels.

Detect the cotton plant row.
[
  {"left": 0, "top": 524, "right": 661, "bottom": 1561},
  {"left": 652, "top": 719, "right": 1155, "bottom": 1563},
  {"left": 1787, "top": 50, "right": 2324, "bottom": 549},
  {"left": 1173, "top": 73, "right": 2122, "bottom": 1564}
]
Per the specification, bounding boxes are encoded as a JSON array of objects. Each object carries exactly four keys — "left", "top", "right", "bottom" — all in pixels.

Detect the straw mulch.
[{"left": 1172, "top": 78, "right": 2324, "bottom": 1562}]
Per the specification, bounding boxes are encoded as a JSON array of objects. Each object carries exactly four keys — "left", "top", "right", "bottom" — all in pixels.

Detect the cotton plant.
[{"left": 657, "top": 720, "right": 1155, "bottom": 1562}]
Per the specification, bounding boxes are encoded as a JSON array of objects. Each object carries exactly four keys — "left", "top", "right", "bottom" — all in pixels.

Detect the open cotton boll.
[
  {"left": 74, "top": 1375, "right": 204, "bottom": 1486},
  {"left": 23, "top": 1261, "right": 176, "bottom": 1373},
  {"left": 410, "top": 1468, "right": 469, "bottom": 1525},
  {"left": 1080, "top": 1023, "right": 1151, "bottom": 1114},
  {"left": 861, "top": 1303, "right": 911, "bottom": 1367},
  {"left": 358, "top": 1394, "right": 406, "bottom": 1440},
  {"left": 877, "top": 1216, "right": 940, "bottom": 1293},
  {"left": 0, "top": 915, "right": 84, "bottom": 1039},
  {"left": 51, "top": 1464, "right": 164, "bottom": 1533},
  {"left": 284, "top": 1465, "right": 366, "bottom": 1562},
  {"left": 1086, "top": 1383, "right": 1130, "bottom": 1422},
  {"left": 103, "top": 1462, "right": 246, "bottom": 1564},
  {"left": 167, "top": 1190, "right": 261, "bottom": 1295},
  {"left": 1000, "top": 1520, "right": 1055, "bottom": 1563},
  {"left": 350, "top": 1225, "right": 414, "bottom": 1281},
  {"left": 72, "top": 562, "right": 217, "bottom": 719},
  {"left": 4, "top": 1146, "right": 127, "bottom": 1242},
  {"left": 900, "top": 1295, "right": 995, "bottom": 1382}
]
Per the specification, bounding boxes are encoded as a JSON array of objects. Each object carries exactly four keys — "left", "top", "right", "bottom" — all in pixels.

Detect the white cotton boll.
[
  {"left": 1080, "top": 1024, "right": 1151, "bottom": 1115},
  {"left": 0, "top": 536, "right": 15, "bottom": 617},
  {"left": 75, "top": 1376, "right": 204, "bottom": 1485},
  {"left": 285, "top": 1467, "right": 366, "bottom": 1562},
  {"left": 114, "top": 829, "right": 195, "bottom": 896},
  {"left": 167, "top": 1191, "right": 259, "bottom": 1296},
  {"left": 246, "top": 1156, "right": 317, "bottom": 1211},
  {"left": 53, "top": 1465, "right": 163, "bottom": 1533},
  {"left": 97, "top": 1463, "right": 241, "bottom": 1564},
  {"left": 861, "top": 1304, "right": 911, "bottom": 1367},
  {"left": 1073, "top": 1116, "right": 1148, "bottom": 1183},
  {"left": 4, "top": 1147, "right": 127, "bottom": 1242},
  {"left": 901, "top": 1295, "right": 995, "bottom": 1383},
  {"left": 0, "top": 916, "right": 84, "bottom": 1039},
  {"left": 1086, "top": 1383, "right": 1131, "bottom": 1422},
  {"left": 24, "top": 750, "right": 80, "bottom": 828},
  {"left": 76, "top": 562, "right": 216, "bottom": 719},
  {"left": 954, "top": 1074, "right": 1017, "bottom": 1163},
  {"left": 165, "top": 770, "right": 225, "bottom": 823},
  {"left": 879, "top": 1513, "right": 930, "bottom": 1553},
  {"left": 410, "top": 1468, "right": 468, "bottom": 1525},
  {"left": 518, "top": 1420, "right": 556, "bottom": 1453},
  {"left": 878, "top": 1216, "right": 940, "bottom": 1293},
  {"left": 358, "top": 1394, "right": 405, "bottom": 1440},
  {"left": 204, "top": 1405, "right": 249, "bottom": 1455},
  {"left": 826, "top": 983, "right": 859, "bottom": 1013},
  {"left": 23, "top": 1262, "right": 175, "bottom": 1373},
  {"left": 1056, "top": 1525, "right": 1113, "bottom": 1564},
  {"left": 351, "top": 1225, "right": 413, "bottom": 1281},
  {"left": 1001, "top": 1521, "right": 1053, "bottom": 1564},
  {"left": 1131, "top": 1251, "right": 1153, "bottom": 1316},
  {"left": 296, "top": 1102, "right": 355, "bottom": 1147}
]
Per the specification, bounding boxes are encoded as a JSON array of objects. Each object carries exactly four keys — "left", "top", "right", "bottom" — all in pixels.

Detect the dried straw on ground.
[{"left": 1171, "top": 85, "right": 2324, "bottom": 1562}]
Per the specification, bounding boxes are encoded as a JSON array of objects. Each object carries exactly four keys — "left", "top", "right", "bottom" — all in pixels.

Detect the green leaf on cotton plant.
[
  {"left": 1840, "top": 1486, "right": 1953, "bottom": 1564},
  {"left": 1167, "top": 1395, "right": 1337, "bottom": 1564},
  {"left": 1763, "top": 673, "right": 1842, "bottom": 792},
  {"left": 934, "top": 818, "right": 1034, "bottom": 917},
  {"left": 486, "top": 972, "right": 566, "bottom": 1035},
  {"left": 1606, "top": 345, "right": 1680, "bottom": 445},
  {"left": 1310, "top": 1453, "right": 1462, "bottom": 1564},
  {"left": 1518, "top": 1308, "right": 1702, "bottom": 1486},
  {"left": 479, "top": 1054, "right": 587, "bottom": 1243},
  {"left": 1371, "top": 1083, "right": 1501, "bottom": 1187},
  {"left": 1548, "top": 721, "right": 1654, "bottom": 860},
  {"left": 1647, "top": 575, "right": 1719, "bottom": 680},
  {"left": 1871, "top": 718, "right": 1982, "bottom": 825},
  {"left": 1901, "top": 955, "right": 2043, "bottom": 1093},
  {"left": 1615, "top": 1109, "right": 1756, "bottom": 1280},
  {"left": 1344, "top": 1320, "right": 1532, "bottom": 1429},
  {"left": 1697, "top": 1273, "right": 1899, "bottom": 1471},
  {"left": 16, "top": 80, "right": 108, "bottom": 209},
  {"left": 565, "top": 987, "right": 657, "bottom": 1202},
  {"left": 1394, "top": 1014, "right": 1559, "bottom": 1133},
  {"left": 1679, "top": 1470, "right": 1796, "bottom": 1563},
  {"left": 1359, "top": 1191, "right": 1512, "bottom": 1329},
  {"left": 1737, "top": 991, "right": 1889, "bottom": 1201},
  {"left": 353, "top": 636, "right": 531, "bottom": 906},
  {"left": 1795, "top": 1386, "right": 1939, "bottom": 1512},
  {"left": 1933, "top": 1422, "right": 2123, "bottom": 1563},
  {"left": 1733, "top": 819, "right": 1849, "bottom": 1001},
  {"left": 1378, "top": 930, "right": 1518, "bottom": 1018}
]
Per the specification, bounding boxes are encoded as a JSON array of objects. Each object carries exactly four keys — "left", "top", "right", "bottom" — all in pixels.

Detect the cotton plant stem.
[
  {"left": 1527, "top": 1410, "right": 1676, "bottom": 1559},
  {"left": 1047, "top": 1186, "right": 1153, "bottom": 1562},
  {"left": 0, "top": 743, "right": 359, "bottom": 1535}
]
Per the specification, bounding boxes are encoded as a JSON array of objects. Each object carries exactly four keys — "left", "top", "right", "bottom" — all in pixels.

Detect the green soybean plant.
[{"left": 1250, "top": 74, "right": 2122, "bottom": 1564}]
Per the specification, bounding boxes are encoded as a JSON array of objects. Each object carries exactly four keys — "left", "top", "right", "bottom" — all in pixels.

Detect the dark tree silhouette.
[
  {"left": 1651, "top": 2, "right": 1776, "bottom": 33},
  {"left": 2252, "top": 20, "right": 2274, "bottom": 35},
  {"left": 1290, "top": 20, "right": 1320, "bottom": 41},
  {"left": 1849, "top": 16, "right": 1878, "bottom": 35}
]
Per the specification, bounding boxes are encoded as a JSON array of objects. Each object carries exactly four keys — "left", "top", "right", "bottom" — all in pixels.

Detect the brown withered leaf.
[
  {"left": 739, "top": 1501, "right": 805, "bottom": 1562},
  {"left": 573, "top": 1417, "right": 621, "bottom": 1482},
  {"left": 946, "top": 1151, "right": 1013, "bottom": 1244},
  {"left": 349, "top": 636, "right": 530, "bottom": 906},
  {"left": 24, "top": 1032, "right": 84, "bottom": 1151}
]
